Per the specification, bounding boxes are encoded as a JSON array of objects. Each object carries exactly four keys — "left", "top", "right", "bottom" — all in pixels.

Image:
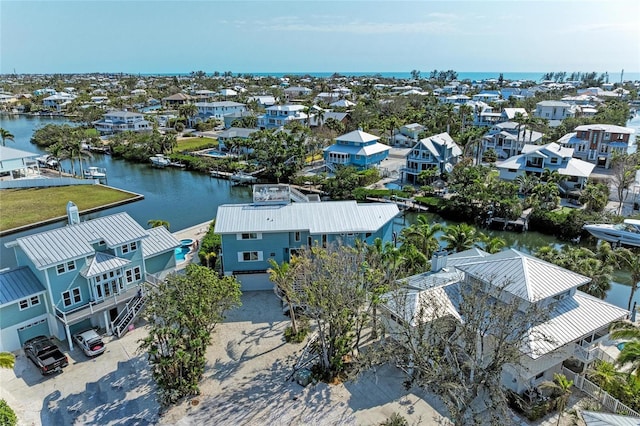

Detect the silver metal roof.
[
  {"left": 580, "top": 410, "right": 640, "bottom": 426},
  {"left": 143, "top": 226, "right": 181, "bottom": 257},
  {"left": 526, "top": 291, "right": 628, "bottom": 359},
  {"left": 81, "top": 252, "right": 131, "bottom": 278},
  {"left": 215, "top": 201, "right": 399, "bottom": 235},
  {"left": 7, "top": 213, "right": 149, "bottom": 270},
  {"left": 455, "top": 249, "right": 590, "bottom": 302},
  {"left": 0, "top": 267, "right": 46, "bottom": 307}
]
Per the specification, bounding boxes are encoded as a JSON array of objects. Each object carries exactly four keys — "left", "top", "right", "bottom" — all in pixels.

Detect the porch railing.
[{"left": 561, "top": 366, "right": 640, "bottom": 417}]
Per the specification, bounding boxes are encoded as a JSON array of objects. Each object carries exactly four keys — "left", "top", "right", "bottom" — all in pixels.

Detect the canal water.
[{"left": 1, "top": 114, "right": 637, "bottom": 310}]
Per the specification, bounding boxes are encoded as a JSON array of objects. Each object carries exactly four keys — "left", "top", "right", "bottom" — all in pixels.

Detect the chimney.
[
  {"left": 431, "top": 249, "right": 448, "bottom": 272},
  {"left": 67, "top": 201, "right": 80, "bottom": 225}
]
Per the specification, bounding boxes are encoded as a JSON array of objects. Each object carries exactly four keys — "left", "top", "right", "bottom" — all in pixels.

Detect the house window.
[
  {"left": 56, "top": 260, "right": 76, "bottom": 275},
  {"left": 534, "top": 371, "right": 544, "bottom": 380},
  {"left": 238, "top": 232, "right": 260, "bottom": 240},
  {"left": 62, "top": 290, "right": 72, "bottom": 307},
  {"left": 121, "top": 242, "right": 137, "bottom": 254},
  {"left": 125, "top": 266, "right": 142, "bottom": 284},
  {"left": 30, "top": 295, "right": 41, "bottom": 307},
  {"left": 294, "top": 231, "right": 301, "bottom": 242},
  {"left": 239, "top": 251, "right": 262, "bottom": 262},
  {"left": 550, "top": 158, "right": 558, "bottom": 164},
  {"left": 19, "top": 299, "right": 29, "bottom": 310}
]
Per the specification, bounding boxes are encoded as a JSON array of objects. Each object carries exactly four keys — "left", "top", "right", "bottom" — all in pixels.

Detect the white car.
[{"left": 73, "top": 329, "right": 106, "bottom": 357}]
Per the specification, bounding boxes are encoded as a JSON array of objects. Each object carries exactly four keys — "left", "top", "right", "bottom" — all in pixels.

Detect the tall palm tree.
[
  {"left": 45, "top": 142, "right": 69, "bottom": 177},
  {"left": 440, "top": 223, "right": 478, "bottom": 253},
  {"left": 178, "top": 103, "right": 199, "bottom": 127},
  {"left": 268, "top": 258, "right": 298, "bottom": 335},
  {"left": 64, "top": 134, "right": 93, "bottom": 177},
  {"left": 609, "top": 321, "right": 640, "bottom": 377},
  {"left": 147, "top": 219, "right": 170, "bottom": 230},
  {"left": 0, "top": 352, "right": 15, "bottom": 369},
  {"left": 539, "top": 373, "right": 573, "bottom": 426},
  {"left": 398, "top": 215, "right": 442, "bottom": 258},
  {"left": 315, "top": 107, "right": 326, "bottom": 129},
  {"left": 477, "top": 233, "right": 506, "bottom": 254},
  {"left": 0, "top": 127, "right": 15, "bottom": 146}
]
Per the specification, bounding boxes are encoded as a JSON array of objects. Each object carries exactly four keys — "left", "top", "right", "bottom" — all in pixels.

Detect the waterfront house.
[
  {"left": 93, "top": 110, "right": 151, "bottom": 135},
  {"left": 0, "top": 209, "right": 180, "bottom": 352},
  {"left": 402, "top": 132, "right": 462, "bottom": 184},
  {"left": 558, "top": 124, "right": 635, "bottom": 169},
  {"left": 214, "top": 185, "right": 399, "bottom": 291},
  {"left": 309, "top": 111, "right": 349, "bottom": 128},
  {"left": 216, "top": 127, "right": 260, "bottom": 150},
  {"left": 257, "top": 104, "right": 307, "bottom": 130},
  {"left": 323, "top": 130, "right": 391, "bottom": 171},
  {"left": 195, "top": 101, "right": 247, "bottom": 120},
  {"left": 381, "top": 249, "right": 629, "bottom": 395},
  {"left": 0, "top": 146, "right": 41, "bottom": 180},
  {"left": 495, "top": 142, "right": 595, "bottom": 191},
  {"left": 481, "top": 122, "right": 543, "bottom": 160},
  {"left": 283, "top": 86, "right": 312, "bottom": 99},
  {"left": 43, "top": 92, "right": 76, "bottom": 111},
  {"left": 501, "top": 108, "right": 529, "bottom": 122},
  {"left": 247, "top": 95, "right": 277, "bottom": 107}
]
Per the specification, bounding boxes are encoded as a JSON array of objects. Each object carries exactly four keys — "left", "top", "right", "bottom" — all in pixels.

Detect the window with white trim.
[
  {"left": 121, "top": 242, "right": 138, "bottom": 254},
  {"left": 238, "top": 232, "right": 261, "bottom": 240},
  {"left": 62, "top": 288, "right": 82, "bottom": 307},
  {"left": 56, "top": 260, "right": 76, "bottom": 275},
  {"left": 125, "top": 266, "right": 142, "bottom": 284},
  {"left": 238, "top": 251, "right": 263, "bottom": 262},
  {"left": 294, "top": 231, "right": 301, "bottom": 242}
]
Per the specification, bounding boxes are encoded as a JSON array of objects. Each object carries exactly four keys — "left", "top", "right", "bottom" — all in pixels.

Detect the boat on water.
[
  {"left": 83, "top": 166, "right": 107, "bottom": 179},
  {"left": 36, "top": 155, "right": 58, "bottom": 169},
  {"left": 149, "top": 154, "right": 171, "bottom": 168},
  {"left": 583, "top": 219, "right": 640, "bottom": 247},
  {"left": 229, "top": 171, "right": 257, "bottom": 186}
]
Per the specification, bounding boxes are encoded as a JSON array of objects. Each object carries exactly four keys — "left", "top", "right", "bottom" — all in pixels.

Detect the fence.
[{"left": 561, "top": 366, "right": 640, "bottom": 417}]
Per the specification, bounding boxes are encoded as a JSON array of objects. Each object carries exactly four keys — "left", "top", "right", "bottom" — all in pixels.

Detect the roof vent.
[{"left": 67, "top": 201, "right": 80, "bottom": 225}]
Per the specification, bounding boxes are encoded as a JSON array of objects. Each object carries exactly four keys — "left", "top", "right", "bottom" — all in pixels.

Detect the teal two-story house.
[
  {"left": 323, "top": 130, "right": 391, "bottom": 172},
  {"left": 0, "top": 204, "right": 180, "bottom": 352},
  {"left": 214, "top": 185, "right": 399, "bottom": 291}
]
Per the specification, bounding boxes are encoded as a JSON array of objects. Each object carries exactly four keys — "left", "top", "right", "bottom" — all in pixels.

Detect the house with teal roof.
[{"left": 0, "top": 205, "right": 180, "bottom": 352}]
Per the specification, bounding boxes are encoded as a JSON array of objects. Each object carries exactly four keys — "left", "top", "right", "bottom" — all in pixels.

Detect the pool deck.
[{"left": 172, "top": 220, "right": 214, "bottom": 270}]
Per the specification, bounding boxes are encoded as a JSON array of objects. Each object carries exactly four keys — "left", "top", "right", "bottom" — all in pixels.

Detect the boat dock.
[
  {"left": 365, "top": 196, "right": 430, "bottom": 212},
  {"left": 487, "top": 208, "right": 532, "bottom": 232}
]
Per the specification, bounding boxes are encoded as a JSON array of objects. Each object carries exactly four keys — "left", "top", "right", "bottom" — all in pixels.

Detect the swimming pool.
[
  {"left": 203, "top": 150, "right": 227, "bottom": 158},
  {"left": 175, "top": 246, "right": 190, "bottom": 262},
  {"left": 180, "top": 239, "right": 194, "bottom": 247},
  {"left": 617, "top": 342, "right": 627, "bottom": 351}
]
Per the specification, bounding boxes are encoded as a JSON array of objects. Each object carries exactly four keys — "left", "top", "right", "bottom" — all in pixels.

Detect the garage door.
[
  {"left": 236, "top": 273, "right": 273, "bottom": 291},
  {"left": 17, "top": 318, "right": 49, "bottom": 345}
]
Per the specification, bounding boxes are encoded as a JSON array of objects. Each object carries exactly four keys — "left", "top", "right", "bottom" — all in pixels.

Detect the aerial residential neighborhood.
[{"left": 0, "top": 1, "right": 639, "bottom": 426}]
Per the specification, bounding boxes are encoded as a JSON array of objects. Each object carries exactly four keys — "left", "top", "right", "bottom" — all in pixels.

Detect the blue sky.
[{"left": 1, "top": 0, "right": 639, "bottom": 74}]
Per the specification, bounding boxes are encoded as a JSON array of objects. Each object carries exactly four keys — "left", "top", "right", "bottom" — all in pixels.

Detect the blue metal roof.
[{"left": 0, "top": 267, "right": 46, "bottom": 307}]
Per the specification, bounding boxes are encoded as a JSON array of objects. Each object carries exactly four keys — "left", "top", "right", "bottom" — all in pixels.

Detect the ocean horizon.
[{"left": 135, "top": 70, "right": 640, "bottom": 82}]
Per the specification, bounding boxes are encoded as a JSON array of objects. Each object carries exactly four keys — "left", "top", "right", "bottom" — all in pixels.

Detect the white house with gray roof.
[
  {"left": 558, "top": 123, "right": 635, "bottom": 169},
  {"left": 214, "top": 192, "right": 399, "bottom": 291},
  {"left": 195, "top": 101, "right": 247, "bottom": 120},
  {"left": 381, "top": 248, "right": 628, "bottom": 396},
  {"left": 402, "top": 132, "right": 462, "bottom": 184},
  {"left": 93, "top": 110, "right": 151, "bottom": 135},
  {"left": 1, "top": 210, "right": 180, "bottom": 351}
]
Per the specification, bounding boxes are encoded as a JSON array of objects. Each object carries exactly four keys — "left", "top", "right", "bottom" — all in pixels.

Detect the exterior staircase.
[
  {"left": 289, "top": 187, "right": 310, "bottom": 203},
  {"left": 111, "top": 293, "right": 146, "bottom": 338}
]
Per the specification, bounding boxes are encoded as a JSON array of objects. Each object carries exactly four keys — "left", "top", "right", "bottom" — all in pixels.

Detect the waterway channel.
[{"left": 1, "top": 114, "right": 638, "bottom": 310}]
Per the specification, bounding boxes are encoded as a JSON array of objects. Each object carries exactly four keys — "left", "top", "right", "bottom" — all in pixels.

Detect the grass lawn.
[
  {"left": 0, "top": 185, "right": 139, "bottom": 232},
  {"left": 176, "top": 137, "right": 218, "bottom": 152}
]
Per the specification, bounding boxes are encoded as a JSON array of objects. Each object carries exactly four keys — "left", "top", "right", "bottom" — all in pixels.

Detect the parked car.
[
  {"left": 72, "top": 329, "right": 106, "bottom": 357},
  {"left": 23, "top": 335, "right": 69, "bottom": 375}
]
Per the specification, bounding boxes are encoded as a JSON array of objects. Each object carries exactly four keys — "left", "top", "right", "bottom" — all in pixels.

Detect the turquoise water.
[
  {"left": 617, "top": 342, "right": 626, "bottom": 351},
  {"left": 204, "top": 149, "right": 227, "bottom": 158},
  {"left": 174, "top": 247, "right": 190, "bottom": 261}
]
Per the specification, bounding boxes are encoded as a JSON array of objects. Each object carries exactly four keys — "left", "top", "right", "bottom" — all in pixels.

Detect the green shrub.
[
  {"left": 198, "top": 221, "right": 221, "bottom": 266},
  {"left": 284, "top": 323, "right": 309, "bottom": 343},
  {"left": 0, "top": 399, "right": 17, "bottom": 426},
  {"left": 380, "top": 412, "right": 409, "bottom": 426}
]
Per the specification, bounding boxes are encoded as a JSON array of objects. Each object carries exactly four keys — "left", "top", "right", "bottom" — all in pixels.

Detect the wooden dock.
[{"left": 365, "top": 196, "right": 430, "bottom": 212}]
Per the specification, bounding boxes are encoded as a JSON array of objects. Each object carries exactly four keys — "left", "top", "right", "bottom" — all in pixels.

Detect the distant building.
[
  {"left": 481, "top": 122, "right": 543, "bottom": 160},
  {"left": 257, "top": 104, "right": 307, "bottom": 130},
  {"left": 195, "top": 101, "right": 247, "bottom": 120},
  {"left": 393, "top": 123, "right": 425, "bottom": 147},
  {"left": 93, "top": 110, "right": 151, "bottom": 135},
  {"left": 534, "top": 100, "right": 575, "bottom": 123},
  {"left": 558, "top": 124, "right": 635, "bottom": 169},
  {"left": 162, "top": 93, "right": 192, "bottom": 107},
  {"left": 323, "top": 130, "right": 391, "bottom": 171}
]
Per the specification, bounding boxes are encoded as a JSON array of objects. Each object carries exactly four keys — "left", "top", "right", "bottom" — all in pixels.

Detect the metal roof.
[
  {"left": 143, "top": 226, "right": 181, "bottom": 257},
  {"left": 455, "top": 249, "right": 590, "bottom": 302},
  {"left": 6, "top": 213, "right": 149, "bottom": 270},
  {"left": 580, "top": 410, "right": 640, "bottom": 426},
  {"left": 0, "top": 267, "right": 46, "bottom": 307},
  {"left": 526, "top": 291, "right": 628, "bottom": 359},
  {"left": 214, "top": 201, "right": 399, "bottom": 235},
  {"left": 0, "top": 146, "right": 41, "bottom": 162},
  {"left": 81, "top": 252, "right": 131, "bottom": 278},
  {"left": 336, "top": 130, "right": 380, "bottom": 143}
]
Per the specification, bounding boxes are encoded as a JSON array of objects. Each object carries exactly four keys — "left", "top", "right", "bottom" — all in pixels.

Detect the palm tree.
[
  {"left": 268, "top": 258, "right": 299, "bottom": 336},
  {"left": 45, "top": 142, "right": 69, "bottom": 177},
  {"left": 0, "top": 352, "right": 15, "bottom": 369},
  {"left": 539, "top": 373, "right": 573, "bottom": 426},
  {"left": 64, "top": 135, "right": 93, "bottom": 177},
  {"left": 0, "top": 127, "right": 15, "bottom": 146},
  {"left": 440, "top": 223, "right": 478, "bottom": 253},
  {"left": 147, "top": 219, "right": 170, "bottom": 230},
  {"left": 613, "top": 247, "right": 640, "bottom": 310},
  {"left": 315, "top": 107, "right": 326, "bottom": 129},
  {"left": 398, "top": 215, "right": 442, "bottom": 258},
  {"left": 178, "top": 103, "right": 199, "bottom": 127},
  {"left": 477, "top": 233, "right": 506, "bottom": 254},
  {"left": 609, "top": 321, "right": 640, "bottom": 377}
]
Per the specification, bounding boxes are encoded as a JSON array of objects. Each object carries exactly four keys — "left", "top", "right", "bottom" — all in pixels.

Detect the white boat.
[
  {"left": 83, "top": 166, "right": 107, "bottom": 179},
  {"left": 229, "top": 171, "right": 257, "bottom": 186},
  {"left": 149, "top": 154, "right": 171, "bottom": 168},
  {"left": 583, "top": 219, "right": 640, "bottom": 247},
  {"left": 36, "top": 155, "right": 58, "bottom": 168}
]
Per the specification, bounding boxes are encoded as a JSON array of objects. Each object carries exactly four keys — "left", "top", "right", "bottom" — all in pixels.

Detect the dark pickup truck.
[{"left": 23, "top": 335, "right": 69, "bottom": 375}]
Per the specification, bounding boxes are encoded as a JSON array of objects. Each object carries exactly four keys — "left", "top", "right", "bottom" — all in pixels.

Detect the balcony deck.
[{"left": 55, "top": 286, "right": 139, "bottom": 325}]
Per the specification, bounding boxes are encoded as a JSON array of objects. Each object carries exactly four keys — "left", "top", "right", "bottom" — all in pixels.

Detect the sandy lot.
[{"left": 1, "top": 291, "right": 450, "bottom": 426}]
